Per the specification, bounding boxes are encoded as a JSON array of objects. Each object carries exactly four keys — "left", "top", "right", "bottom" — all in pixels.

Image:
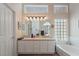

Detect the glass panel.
[
  {"left": 54, "top": 5, "right": 68, "bottom": 14},
  {"left": 57, "top": 23, "right": 61, "bottom": 25},
  {"left": 61, "top": 35, "right": 64, "bottom": 37},
  {"left": 57, "top": 26, "right": 61, "bottom": 28},
  {"left": 64, "top": 35, "right": 67, "bottom": 37},
  {"left": 61, "top": 23, "right": 64, "bottom": 25},
  {"left": 55, "top": 19, "right": 68, "bottom": 41},
  {"left": 61, "top": 26, "right": 64, "bottom": 28},
  {"left": 61, "top": 38, "right": 64, "bottom": 40},
  {"left": 61, "top": 29, "right": 64, "bottom": 31},
  {"left": 64, "top": 26, "right": 67, "bottom": 28},
  {"left": 61, "top": 32, "right": 64, "bottom": 34}
]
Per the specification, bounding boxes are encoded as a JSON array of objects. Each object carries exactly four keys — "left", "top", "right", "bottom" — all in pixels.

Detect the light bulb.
[
  {"left": 37, "top": 17, "right": 39, "bottom": 21},
  {"left": 40, "top": 17, "right": 43, "bottom": 21},
  {"left": 44, "top": 16, "right": 47, "bottom": 20},
  {"left": 26, "top": 17, "right": 29, "bottom": 21},
  {"left": 33, "top": 17, "right": 36, "bottom": 21}
]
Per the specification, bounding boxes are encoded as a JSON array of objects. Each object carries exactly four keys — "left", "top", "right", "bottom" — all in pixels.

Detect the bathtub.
[{"left": 56, "top": 44, "right": 79, "bottom": 56}]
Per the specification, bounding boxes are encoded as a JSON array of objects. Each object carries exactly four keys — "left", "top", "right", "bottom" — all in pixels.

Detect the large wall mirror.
[{"left": 22, "top": 16, "right": 52, "bottom": 38}]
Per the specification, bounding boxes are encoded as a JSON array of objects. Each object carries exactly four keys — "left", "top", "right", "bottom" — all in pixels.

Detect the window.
[
  {"left": 54, "top": 5, "right": 68, "bottom": 14},
  {"left": 55, "top": 19, "right": 68, "bottom": 41},
  {"left": 24, "top": 5, "right": 48, "bottom": 13}
]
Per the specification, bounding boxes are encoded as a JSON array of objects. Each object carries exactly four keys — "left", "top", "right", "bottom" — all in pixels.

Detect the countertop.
[{"left": 17, "top": 35, "right": 55, "bottom": 41}]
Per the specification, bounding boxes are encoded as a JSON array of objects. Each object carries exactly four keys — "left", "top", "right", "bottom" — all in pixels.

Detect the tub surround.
[{"left": 56, "top": 44, "right": 79, "bottom": 56}]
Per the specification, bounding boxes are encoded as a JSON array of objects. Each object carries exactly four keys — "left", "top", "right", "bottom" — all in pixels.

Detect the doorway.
[{"left": 0, "top": 4, "right": 16, "bottom": 56}]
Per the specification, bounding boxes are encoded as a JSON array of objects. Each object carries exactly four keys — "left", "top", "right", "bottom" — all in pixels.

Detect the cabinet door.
[
  {"left": 33, "top": 41, "right": 40, "bottom": 53},
  {"left": 47, "top": 41, "right": 55, "bottom": 53},
  {"left": 18, "top": 41, "right": 34, "bottom": 54},
  {"left": 40, "top": 41, "right": 48, "bottom": 53}
]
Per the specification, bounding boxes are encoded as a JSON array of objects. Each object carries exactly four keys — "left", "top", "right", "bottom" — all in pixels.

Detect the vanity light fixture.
[{"left": 25, "top": 16, "right": 48, "bottom": 21}]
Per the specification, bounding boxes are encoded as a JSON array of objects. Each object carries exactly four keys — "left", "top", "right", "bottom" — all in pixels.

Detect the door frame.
[{"left": 3, "top": 3, "right": 17, "bottom": 56}]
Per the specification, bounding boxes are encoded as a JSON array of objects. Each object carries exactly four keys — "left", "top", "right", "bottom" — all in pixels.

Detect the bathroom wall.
[
  {"left": 69, "top": 4, "right": 79, "bottom": 47},
  {"left": 7, "top": 3, "right": 68, "bottom": 38}
]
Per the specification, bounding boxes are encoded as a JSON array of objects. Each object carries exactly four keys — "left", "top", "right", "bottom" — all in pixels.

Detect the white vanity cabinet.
[{"left": 18, "top": 39, "right": 55, "bottom": 54}]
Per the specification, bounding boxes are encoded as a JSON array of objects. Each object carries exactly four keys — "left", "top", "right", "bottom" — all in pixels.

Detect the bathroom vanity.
[
  {"left": 17, "top": 38, "right": 55, "bottom": 54},
  {"left": 17, "top": 4, "right": 55, "bottom": 55}
]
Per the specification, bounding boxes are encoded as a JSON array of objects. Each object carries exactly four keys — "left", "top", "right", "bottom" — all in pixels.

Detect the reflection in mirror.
[{"left": 43, "top": 22, "right": 51, "bottom": 36}]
